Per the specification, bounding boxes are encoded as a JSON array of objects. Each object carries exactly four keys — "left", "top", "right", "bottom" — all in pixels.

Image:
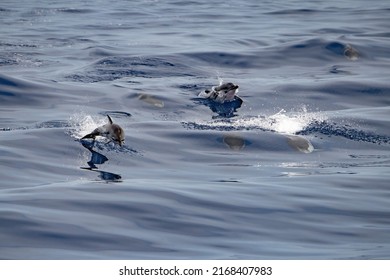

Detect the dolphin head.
[
  {"left": 213, "top": 82, "right": 239, "bottom": 102},
  {"left": 111, "top": 124, "right": 125, "bottom": 146},
  {"left": 105, "top": 115, "right": 125, "bottom": 146}
]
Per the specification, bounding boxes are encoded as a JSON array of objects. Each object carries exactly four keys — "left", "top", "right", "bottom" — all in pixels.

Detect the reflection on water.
[
  {"left": 80, "top": 167, "right": 122, "bottom": 182},
  {"left": 81, "top": 141, "right": 108, "bottom": 168},
  {"left": 80, "top": 141, "right": 122, "bottom": 182},
  {"left": 193, "top": 96, "right": 243, "bottom": 118}
]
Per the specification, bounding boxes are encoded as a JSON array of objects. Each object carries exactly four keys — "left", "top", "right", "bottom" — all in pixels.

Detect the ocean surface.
[{"left": 1, "top": 0, "right": 389, "bottom": 259}]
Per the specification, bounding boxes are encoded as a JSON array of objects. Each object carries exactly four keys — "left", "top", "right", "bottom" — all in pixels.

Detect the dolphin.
[
  {"left": 81, "top": 115, "right": 125, "bottom": 146},
  {"left": 199, "top": 82, "right": 240, "bottom": 103},
  {"left": 200, "top": 82, "right": 240, "bottom": 103}
]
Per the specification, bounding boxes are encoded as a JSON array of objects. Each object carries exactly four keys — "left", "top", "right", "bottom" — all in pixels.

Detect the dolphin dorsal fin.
[{"left": 107, "top": 115, "right": 113, "bottom": 124}]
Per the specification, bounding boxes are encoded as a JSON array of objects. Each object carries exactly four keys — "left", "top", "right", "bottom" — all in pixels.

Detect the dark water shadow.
[
  {"left": 80, "top": 167, "right": 122, "bottom": 182},
  {"left": 80, "top": 140, "right": 122, "bottom": 182},
  {"left": 192, "top": 96, "right": 243, "bottom": 118}
]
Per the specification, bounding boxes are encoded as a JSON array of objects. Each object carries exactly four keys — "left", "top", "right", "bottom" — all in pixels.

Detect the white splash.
[
  {"left": 267, "top": 109, "right": 314, "bottom": 134},
  {"left": 217, "top": 76, "right": 224, "bottom": 86},
  {"left": 196, "top": 106, "right": 327, "bottom": 135},
  {"left": 68, "top": 112, "right": 107, "bottom": 139}
]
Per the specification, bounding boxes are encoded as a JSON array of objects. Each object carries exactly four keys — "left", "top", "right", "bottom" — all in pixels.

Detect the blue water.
[{"left": 1, "top": 0, "right": 389, "bottom": 259}]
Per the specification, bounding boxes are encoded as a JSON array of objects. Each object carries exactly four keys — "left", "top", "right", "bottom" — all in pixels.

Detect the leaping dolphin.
[
  {"left": 81, "top": 115, "right": 125, "bottom": 146},
  {"left": 199, "top": 82, "right": 240, "bottom": 103}
]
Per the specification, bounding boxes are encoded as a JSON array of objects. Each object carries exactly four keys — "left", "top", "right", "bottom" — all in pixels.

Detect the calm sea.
[{"left": 1, "top": 0, "right": 389, "bottom": 259}]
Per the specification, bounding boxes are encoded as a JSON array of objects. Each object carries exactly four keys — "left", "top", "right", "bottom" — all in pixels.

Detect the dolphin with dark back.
[
  {"left": 81, "top": 115, "right": 125, "bottom": 146},
  {"left": 199, "top": 82, "right": 240, "bottom": 103}
]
